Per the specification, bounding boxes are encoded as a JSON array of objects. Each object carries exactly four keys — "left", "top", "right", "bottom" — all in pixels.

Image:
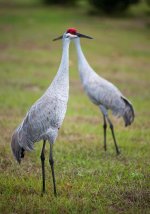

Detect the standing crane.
[
  {"left": 69, "top": 28, "right": 134, "bottom": 155},
  {"left": 11, "top": 31, "right": 73, "bottom": 196}
]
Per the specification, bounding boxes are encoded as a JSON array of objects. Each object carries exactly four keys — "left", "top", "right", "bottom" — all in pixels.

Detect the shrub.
[
  {"left": 146, "top": 0, "right": 150, "bottom": 7},
  {"left": 89, "top": 0, "right": 140, "bottom": 14},
  {"left": 43, "top": 0, "right": 77, "bottom": 5}
]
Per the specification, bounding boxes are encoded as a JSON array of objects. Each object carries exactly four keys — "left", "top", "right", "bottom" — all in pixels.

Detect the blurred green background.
[{"left": 0, "top": 0, "right": 150, "bottom": 213}]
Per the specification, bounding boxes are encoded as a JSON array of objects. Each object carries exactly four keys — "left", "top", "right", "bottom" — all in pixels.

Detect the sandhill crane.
[
  {"left": 11, "top": 31, "right": 73, "bottom": 196},
  {"left": 69, "top": 28, "right": 134, "bottom": 155}
]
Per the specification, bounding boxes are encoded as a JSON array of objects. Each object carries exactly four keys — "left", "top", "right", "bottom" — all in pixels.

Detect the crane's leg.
[
  {"left": 40, "top": 140, "right": 46, "bottom": 194},
  {"left": 49, "top": 143, "right": 57, "bottom": 196},
  {"left": 103, "top": 114, "right": 107, "bottom": 151},
  {"left": 99, "top": 105, "right": 107, "bottom": 151},
  {"left": 106, "top": 116, "right": 120, "bottom": 155}
]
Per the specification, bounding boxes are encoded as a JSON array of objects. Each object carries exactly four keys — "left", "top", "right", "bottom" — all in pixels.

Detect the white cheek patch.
[
  {"left": 70, "top": 35, "right": 78, "bottom": 39},
  {"left": 66, "top": 33, "right": 77, "bottom": 39}
]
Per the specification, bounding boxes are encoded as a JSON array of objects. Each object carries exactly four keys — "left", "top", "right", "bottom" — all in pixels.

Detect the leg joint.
[
  {"left": 40, "top": 154, "right": 45, "bottom": 161},
  {"left": 49, "top": 159, "right": 54, "bottom": 166},
  {"left": 103, "top": 123, "right": 107, "bottom": 129},
  {"left": 109, "top": 124, "right": 113, "bottom": 129}
]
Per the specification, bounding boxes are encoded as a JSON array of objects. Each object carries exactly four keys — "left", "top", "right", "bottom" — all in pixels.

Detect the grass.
[{"left": 0, "top": 1, "right": 150, "bottom": 213}]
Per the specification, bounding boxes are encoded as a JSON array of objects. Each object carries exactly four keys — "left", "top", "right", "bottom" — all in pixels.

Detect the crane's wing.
[
  {"left": 84, "top": 77, "right": 122, "bottom": 107},
  {"left": 20, "top": 95, "right": 67, "bottom": 150},
  {"left": 84, "top": 76, "right": 134, "bottom": 126}
]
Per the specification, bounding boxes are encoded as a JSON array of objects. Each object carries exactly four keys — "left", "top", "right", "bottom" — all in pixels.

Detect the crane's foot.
[
  {"left": 104, "top": 145, "right": 107, "bottom": 151},
  {"left": 54, "top": 191, "right": 57, "bottom": 197},
  {"left": 116, "top": 149, "right": 121, "bottom": 156},
  {"left": 41, "top": 191, "right": 46, "bottom": 197}
]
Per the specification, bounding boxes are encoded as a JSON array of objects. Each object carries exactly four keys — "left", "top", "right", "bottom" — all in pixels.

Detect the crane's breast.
[{"left": 48, "top": 97, "right": 67, "bottom": 128}]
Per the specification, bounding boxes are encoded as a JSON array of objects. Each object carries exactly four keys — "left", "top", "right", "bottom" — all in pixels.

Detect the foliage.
[
  {"left": 89, "top": 0, "right": 140, "bottom": 14},
  {"left": 146, "top": 0, "right": 150, "bottom": 6},
  {"left": 43, "top": 0, "right": 77, "bottom": 5}
]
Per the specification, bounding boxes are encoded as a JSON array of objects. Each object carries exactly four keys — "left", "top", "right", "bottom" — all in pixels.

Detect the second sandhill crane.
[{"left": 70, "top": 28, "right": 134, "bottom": 155}]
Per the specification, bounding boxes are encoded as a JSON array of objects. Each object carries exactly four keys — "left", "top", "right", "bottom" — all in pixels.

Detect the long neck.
[
  {"left": 53, "top": 39, "right": 70, "bottom": 83},
  {"left": 74, "top": 38, "right": 92, "bottom": 83},
  {"left": 48, "top": 39, "right": 70, "bottom": 98}
]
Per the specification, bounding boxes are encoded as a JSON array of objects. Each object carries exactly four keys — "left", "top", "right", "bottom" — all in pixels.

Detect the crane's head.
[{"left": 53, "top": 28, "right": 93, "bottom": 41}]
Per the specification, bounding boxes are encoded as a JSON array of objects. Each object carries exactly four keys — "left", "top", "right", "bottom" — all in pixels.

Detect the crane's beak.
[
  {"left": 53, "top": 33, "right": 93, "bottom": 41},
  {"left": 53, "top": 35, "right": 63, "bottom": 41},
  {"left": 76, "top": 33, "right": 93, "bottom": 39}
]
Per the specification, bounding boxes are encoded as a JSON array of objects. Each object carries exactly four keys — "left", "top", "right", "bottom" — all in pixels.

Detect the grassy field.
[{"left": 0, "top": 1, "right": 150, "bottom": 213}]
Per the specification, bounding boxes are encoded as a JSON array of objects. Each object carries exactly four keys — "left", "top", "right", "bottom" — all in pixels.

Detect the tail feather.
[
  {"left": 11, "top": 128, "right": 33, "bottom": 163},
  {"left": 11, "top": 131, "right": 23, "bottom": 163},
  {"left": 121, "top": 96, "right": 135, "bottom": 126}
]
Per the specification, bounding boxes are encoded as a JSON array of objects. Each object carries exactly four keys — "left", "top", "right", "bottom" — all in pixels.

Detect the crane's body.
[
  {"left": 11, "top": 32, "right": 74, "bottom": 196},
  {"left": 12, "top": 39, "right": 69, "bottom": 156},
  {"left": 73, "top": 36, "right": 134, "bottom": 154}
]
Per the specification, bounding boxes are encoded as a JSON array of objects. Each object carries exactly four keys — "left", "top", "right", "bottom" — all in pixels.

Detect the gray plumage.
[
  {"left": 74, "top": 37, "right": 134, "bottom": 154},
  {"left": 11, "top": 35, "right": 70, "bottom": 163},
  {"left": 11, "top": 32, "right": 75, "bottom": 196}
]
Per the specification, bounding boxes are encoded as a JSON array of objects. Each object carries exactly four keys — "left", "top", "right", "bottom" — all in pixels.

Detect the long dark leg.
[
  {"left": 49, "top": 144, "right": 57, "bottom": 196},
  {"left": 106, "top": 116, "right": 120, "bottom": 155},
  {"left": 40, "top": 140, "right": 46, "bottom": 194},
  {"left": 103, "top": 114, "right": 107, "bottom": 151}
]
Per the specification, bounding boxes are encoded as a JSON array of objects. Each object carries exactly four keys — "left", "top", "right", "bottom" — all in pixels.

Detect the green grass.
[{"left": 0, "top": 1, "right": 150, "bottom": 213}]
